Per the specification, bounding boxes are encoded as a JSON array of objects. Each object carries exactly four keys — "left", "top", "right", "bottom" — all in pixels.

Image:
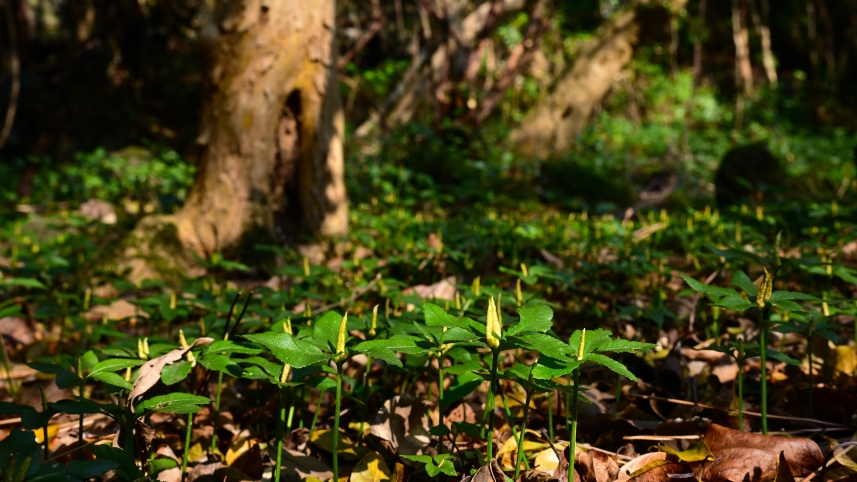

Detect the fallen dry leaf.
[
  {"left": 467, "top": 458, "right": 506, "bottom": 482},
  {"left": 85, "top": 299, "right": 146, "bottom": 321},
  {"left": 534, "top": 444, "right": 567, "bottom": 473},
  {"left": 128, "top": 337, "right": 214, "bottom": 411},
  {"left": 574, "top": 449, "right": 619, "bottom": 482},
  {"left": 616, "top": 452, "right": 668, "bottom": 482},
  {"left": 402, "top": 276, "right": 457, "bottom": 310},
  {"left": 775, "top": 451, "right": 797, "bottom": 482},
  {"left": 628, "top": 460, "right": 694, "bottom": 482},
  {"left": 275, "top": 447, "right": 333, "bottom": 482},
  {"left": 370, "top": 396, "right": 433, "bottom": 456},
  {"left": 157, "top": 467, "right": 182, "bottom": 482},
  {"left": 700, "top": 424, "right": 824, "bottom": 482},
  {"left": 186, "top": 461, "right": 254, "bottom": 482}
]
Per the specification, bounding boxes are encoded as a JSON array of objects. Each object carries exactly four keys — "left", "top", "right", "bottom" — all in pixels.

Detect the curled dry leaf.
[
  {"left": 700, "top": 424, "right": 824, "bottom": 482},
  {"left": 616, "top": 452, "right": 668, "bottom": 482},
  {"left": 466, "top": 458, "right": 506, "bottom": 482},
  {"left": 128, "top": 337, "right": 214, "bottom": 411},
  {"left": 370, "top": 396, "right": 433, "bottom": 456}
]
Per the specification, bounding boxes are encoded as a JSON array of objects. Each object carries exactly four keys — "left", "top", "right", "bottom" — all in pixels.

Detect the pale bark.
[
  {"left": 749, "top": 0, "right": 777, "bottom": 85},
  {"left": 510, "top": 0, "right": 688, "bottom": 158},
  {"left": 731, "top": 0, "right": 753, "bottom": 96},
  {"left": 126, "top": 0, "right": 347, "bottom": 282}
]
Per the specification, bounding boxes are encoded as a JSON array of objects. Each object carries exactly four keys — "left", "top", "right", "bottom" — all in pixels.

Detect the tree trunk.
[
  {"left": 748, "top": 0, "right": 777, "bottom": 85},
  {"left": 510, "top": 0, "right": 688, "bottom": 158},
  {"left": 731, "top": 0, "right": 753, "bottom": 96},
  {"left": 125, "top": 0, "right": 347, "bottom": 283}
]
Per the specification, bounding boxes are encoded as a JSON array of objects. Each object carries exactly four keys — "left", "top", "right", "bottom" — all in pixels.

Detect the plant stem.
[
  {"left": 275, "top": 387, "right": 286, "bottom": 482},
  {"left": 737, "top": 356, "right": 744, "bottom": 430},
  {"left": 548, "top": 393, "right": 554, "bottom": 441},
  {"left": 437, "top": 355, "right": 445, "bottom": 453},
  {"left": 298, "top": 387, "right": 305, "bottom": 429},
  {"left": 308, "top": 391, "right": 323, "bottom": 438},
  {"left": 485, "top": 350, "right": 500, "bottom": 462},
  {"left": 358, "top": 356, "right": 373, "bottom": 445},
  {"left": 181, "top": 412, "right": 192, "bottom": 482},
  {"left": 758, "top": 307, "right": 768, "bottom": 435},
  {"left": 211, "top": 371, "right": 223, "bottom": 451},
  {"left": 498, "top": 390, "right": 530, "bottom": 470},
  {"left": 333, "top": 363, "right": 344, "bottom": 482},
  {"left": 569, "top": 369, "right": 581, "bottom": 482},
  {"left": 514, "top": 371, "right": 534, "bottom": 481},
  {"left": 564, "top": 378, "right": 571, "bottom": 430},
  {"left": 807, "top": 330, "right": 813, "bottom": 418},
  {"left": 182, "top": 372, "right": 197, "bottom": 482},
  {"left": 78, "top": 413, "right": 84, "bottom": 460},
  {"left": 0, "top": 338, "right": 16, "bottom": 398},
  {"left": 286, "top": 402, "right": 295, "bottom": 433}
]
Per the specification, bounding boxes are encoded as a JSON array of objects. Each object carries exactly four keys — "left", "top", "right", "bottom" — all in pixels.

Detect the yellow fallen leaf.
[
  {"left": 31, "top": 425, "right": 60, "bottom": 444},
  {"left": 310, "top": 429, "right": 365, "bottom": 461},
  {"left": 534, "top": 444, "right": 567, "bottom": 473},
  {"left": 226, "top": 438, "right": 255, "bottom": 465},
  {"left": 496, "top": 436, "right": 549, "bottom": 458},
  {"left": 349, "top": 421, "right": 371, "bottom": 437},
  {"left": 834, "top": 345, "right": 857, "bottom": 376},
  {"left": 351, "top": 451, "right": 392, "bottom": 482}
]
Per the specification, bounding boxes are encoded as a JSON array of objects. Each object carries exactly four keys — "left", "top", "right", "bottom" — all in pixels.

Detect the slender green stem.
[
  {"left": 486, "top": 350, "right": 500, "bottom": 461},
  {"left": 182, "top": 372, "right": 197, "bottom": 482},
  {"left": 211, "top": 371, "right": 223, "bottom": 451},
  {"left": 181, "top": 412, "right": 192, "bottom": 481},
  {"left": 737, "top": 356, "right": 744, "bottom": 430},
  {"left": 39, "top": 384, "right": 48, "bottom": 460},
  {"left": 358, "top": 356, "right": 373, "bottom": 445},
  {"left": 547, "top": 393, "right": 554, "bottom": 441},
  {"left": 437, "top": 355, "right": 445, "bottom": 453},
  {"left": 78, "top": 413, "right": 84, "bottom": 460},
  {"left": 286, "top": 402, "right": 295, "bottom": 433},
  {"left": 758, "top": 307, "right": 768, "bottom": 435},
  {"left": 275, "top": 387, "right": 286, "bottom": 482},
  {"left": 426, "top": 364, "right": 433, "bottom": 401},
  {"left": 298, "top": 387, "right": 305, "bottom": 429},
  {"left": 564, "top": 377, "right": 571, "bottom": 429},
  {"left": 569, "top": 370, "right": 581, "bottom": 482},
  {"left": 514, "top": 371, "right": 534, "bottom": 481},
  {"left": 615, "top": 374, "right": 622, "bottom": 404},
  {"left": 807, "top": 330, "right": 813, "bottom": 418},
  {"left": 0, "top": 338, "right": 16, "bottom": 398},
  {"left": 498, "top": 391, "right": 530, "bottom": 470},
  {"left": 333, "top": 363, "right": 344, "bottom": 482},
  {"left": 308, "top": 392, "right": 323, "bottom": 438}
]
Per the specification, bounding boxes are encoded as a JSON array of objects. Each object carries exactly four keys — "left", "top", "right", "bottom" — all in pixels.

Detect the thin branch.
[{"left": 459, "top": 0, "right": 551, "bottom": 125}]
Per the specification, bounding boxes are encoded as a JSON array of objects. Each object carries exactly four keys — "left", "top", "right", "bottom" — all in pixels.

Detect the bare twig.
[
  {"left": 688, "top": 269, "right": 719, "bottom": 333},
  {"left": 337, "top": 0, "right": 385, "bottom": 70},
  {"left": 460, "top": 0, "right": 551, "bottom": 125},
  {"left": 632, "top": 393, "right": 848, "bottom": 428}
]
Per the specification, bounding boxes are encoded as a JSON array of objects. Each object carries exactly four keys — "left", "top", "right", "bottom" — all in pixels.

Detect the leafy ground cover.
[{"left": 1, "top": 178, "right": 857, "bottom": 481}]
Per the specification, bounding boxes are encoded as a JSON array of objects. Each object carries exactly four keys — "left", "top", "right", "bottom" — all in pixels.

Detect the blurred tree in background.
[{"left": 0, "top": 0, "right": 855, "bottom": 270}]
